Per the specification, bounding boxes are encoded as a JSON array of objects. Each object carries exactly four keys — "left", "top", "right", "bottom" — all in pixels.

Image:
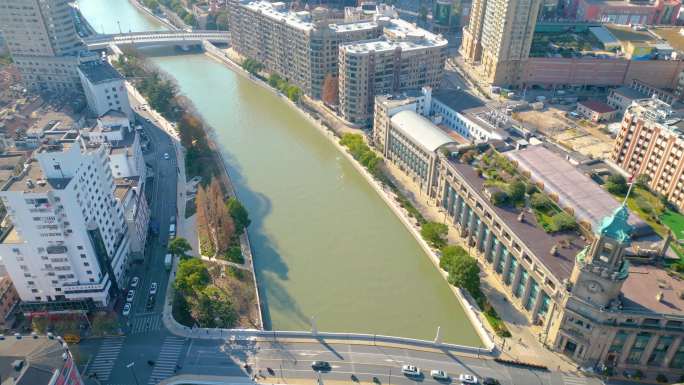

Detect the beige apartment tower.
[
  {"left": 612, "top": 98, "right": 684, "bottom": 212},
  {"left": 338, "top": 19, "right": 447, "bottom": 126},
  {"left": 228, "top": 0, "right": 382, "bottom": 99},
  {"left": 460, "top": 0, "right": 541, "bottom": 86},
  {"left": 0, "top": 0, "right": 87, "bottom": 93}
]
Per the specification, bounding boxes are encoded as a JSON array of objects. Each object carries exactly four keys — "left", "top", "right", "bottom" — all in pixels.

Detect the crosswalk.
[
  {"left": 87, "top": 336, "right": 125, "bottom": 381},
  {"left": 130, "top": 313, "right": 163, "bottom": 334},
  {"left": 148, "top": 336, "right": 186, "bottom": 384},
  {"left": 563, "top": 375, "right": 587, "bottom": 385}
]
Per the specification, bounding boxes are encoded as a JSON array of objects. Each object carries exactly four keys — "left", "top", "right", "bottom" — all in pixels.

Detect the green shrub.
[
  {"left": 490, "top": 191, "right": 508, "bottom": 206},
  {"left": 550, "top": 212, "right": 577, "bottom": 232}
]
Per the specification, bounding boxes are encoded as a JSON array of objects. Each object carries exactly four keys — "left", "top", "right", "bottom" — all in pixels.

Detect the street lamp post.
[{"left": 126, "top": 362, "right": 140, "bottom": 385}]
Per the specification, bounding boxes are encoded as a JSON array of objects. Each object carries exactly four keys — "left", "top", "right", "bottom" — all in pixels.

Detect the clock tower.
[{"left": 569, "top": 204, "right": 631, "bottom": 307}]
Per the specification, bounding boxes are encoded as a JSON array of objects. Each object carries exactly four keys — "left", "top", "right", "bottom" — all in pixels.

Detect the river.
[{"left": 78, "top": 0, "right": 481, "bottom": 346}]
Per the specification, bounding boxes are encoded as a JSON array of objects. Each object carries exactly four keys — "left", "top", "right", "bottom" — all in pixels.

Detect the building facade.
[
  {"left": 0, "top": 0, "right": 88, "bottom": 93},
  {"left": 338, "top": 18, "right": 447, "bottom": 125},
  {"left": 228, "top": 0, "right": 382, "bottom": 99},
  {"left": 611, "top": 98, "right": 684, "bottom": 212},
  {"left": 460, "top": 0, "right": 542, "bottom": 86},
  {"left": 78, "top": 61, "right": 134, "bottom": 121},
  {"left": 433, "top": 151, "right": 684, "bottom": 378},
  {"left": 0, "top": 138, "right": 131, "bottom": 308}
]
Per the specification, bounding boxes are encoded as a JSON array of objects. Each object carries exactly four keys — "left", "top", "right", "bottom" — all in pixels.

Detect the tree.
[
  {"left": 550, "top": 212, "right": 577, "bottom": 232},
  {"left": 91, "top": 312, "right": 119, "bottom": 335},
  {"left": 635, "top": 174, "right": 651, "bottom": 189},
  {"left": 418, "top": 6, "right": 428, "bottom": 22},
  {"left": 227, "top": 197, "right": 251, "bottom": 235},
  {"left": 421, "top": 222, "right": 448, "bottom": 249},
  {"left": 215, "top": 11, "right": 229, "bottom": 30},
  {"left": 490, "top": 190, "right": 508, "bottom": 206},
  {"left": 322, "top": 74, "right": 339, "bottom": 106},
  {"left": 606, "top": 173, "right": 628, "bottom": 195},
  {"left": 32, "top": 316, "right": 48, "bottom": 333},
  {"left": 447, "top": 254, "right": 481, "bottom": 298},
  {"left": 506, "top": 180, "right": 526, "bottom": 203},
  {"left": 175, "top": 258, "right": 210, "bottom": 295},
  {"left": 530, "top": 192, "right": 552, "bottom": 211},
  {"left": 169, "top": 237, "right": 192, "bottom": 258},
  {"left": 439, "top": 245, "right": 468, "bottom": 271}
]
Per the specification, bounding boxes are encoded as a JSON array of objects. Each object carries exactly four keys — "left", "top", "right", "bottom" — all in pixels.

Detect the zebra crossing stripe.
[
  {"left": 87, "top": 337, "right": 125, "bottom": 381},
  {"left": 563, "top": 376, "right": 586, "bottom": 385},
  {"left": 147, "top": 336, "right": 186, "bottom": 384}
]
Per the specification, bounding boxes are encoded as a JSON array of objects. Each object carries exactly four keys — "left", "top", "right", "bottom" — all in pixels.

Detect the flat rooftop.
[
  {"left": 0, "top": 335, "right": 68, "bottom": 385},
  {"left": 651, "top": 27, "right": 684, "bottom": 52},
  {"left": 507, "top": 145, "right": 649, "bottom": 234},
  {"left": 621, "top": 265, "right": 684, "bottom": 315},
  {"left": 448, "top": 159, "right": 587, "bottom": 281},
  {"left": 432, "top": 89, "right": 485, "bottom": 112},
  {"left": 341, "top": 18, "right": 446, "bottom": 54},
  {"left": 78, "top": 60, "right": 123, "bottom": 85}
]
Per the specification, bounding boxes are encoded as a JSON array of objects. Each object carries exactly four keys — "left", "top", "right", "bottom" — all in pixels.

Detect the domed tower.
[{"left": 569, "top": 204, "right": 631, "bottom": 307}]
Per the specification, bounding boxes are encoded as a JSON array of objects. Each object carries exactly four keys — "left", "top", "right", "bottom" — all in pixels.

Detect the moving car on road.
[
  {"left": 311, "top": 361, "right": 330, "bottom": 371},
  {"left": 130, "top": 276, "right": 140, "bottom": 288},
  {"left": 126, "top": 290, "right": 135, "bottom": 302},
  {"left": 146, "top": 294, "right": 156, "bottom": 310},
  {"left": 149, "top": 282, "right": 158, "bottom": 295},
  {"left": 122, "top": 303, "right": 131, "bottom": 316},
  {"left": 163, "top": 152, "right": 170, "bottom": 160},
  {"left": 401, "top": 365, "right": 421, "bottom": 376},
  {"left": 430, "top": 370, "right": 448, "bottom": 380},
  {"left": 458, "top": 374, "right": 478, "bottom": 384}
]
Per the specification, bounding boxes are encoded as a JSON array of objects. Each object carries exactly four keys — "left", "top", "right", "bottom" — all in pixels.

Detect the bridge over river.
[{"left": 83, "top": 30, "right": 230, "bottom": 50}]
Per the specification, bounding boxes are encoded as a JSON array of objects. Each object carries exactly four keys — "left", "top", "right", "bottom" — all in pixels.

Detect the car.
[
  {"left": 126, "top": 290, "right": 135, "bottom": 302},
  {"left": 430, "top": 370, "right": 448, "bottom": 380},
  {"left": 149, "top": 282, "right": 158, "bottom": 295},
  {"left": 482, "top": 378, "right": 500, "bottom": 385},
  {"left": 163, "top": 152, "right": 170, "bottom": 160},
  {"left": 122, "top": 303, "right": 131, "bottom": 316},
  {"left": 130, "top": 276, "right": 140, "bottom": 288},
  {"left": 401, "top": 365, "right": 421, "bottom": 376},
  {"left": 458, "top": 374, "right": 478, "bottom": 384},
  {"left": 311, "top": 361, "right": 330, "bottom": 371},
  {"left": 146, "top": 294, "right": 155, "bottom": 310}
]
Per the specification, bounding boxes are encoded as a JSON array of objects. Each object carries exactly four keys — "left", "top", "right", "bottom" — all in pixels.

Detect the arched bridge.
[{"left": 84, "top": 30, "right": 230, "bottom": 50}]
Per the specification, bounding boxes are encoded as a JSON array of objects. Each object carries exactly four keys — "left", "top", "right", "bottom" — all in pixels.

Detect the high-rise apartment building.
[
  {"left": 461, "top": 0, "right": 541, "bottom": 86},
  {"left": 228, "top": 0, "right": 382, "bottom": 98},
  {"left": 611, "top": 98, "right": 684, "bottom": 212},
  {"left": 0, "top": 0, "right": 87, "bottom": 93},
  {"left": 339, "top": 18, "right": 447, "bottom": 125},
  {"left": 0, "top": 137, "right": 131, "bottom": 308}
]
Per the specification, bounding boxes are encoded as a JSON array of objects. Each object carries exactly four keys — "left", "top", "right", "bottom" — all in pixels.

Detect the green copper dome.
[{"left": 598, "top": 204, "right": 632, "bottom": 245}]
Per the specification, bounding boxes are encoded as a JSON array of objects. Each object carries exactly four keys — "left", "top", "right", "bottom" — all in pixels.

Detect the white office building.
[
  {"left": 0, "top": 137, "right": 131, "bottom": 308},
  {"left": 78, "top": 60, "right": 134, "bottom": 122}
]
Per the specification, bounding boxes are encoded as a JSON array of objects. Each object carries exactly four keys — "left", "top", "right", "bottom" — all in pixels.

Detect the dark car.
[
  {"left": 483, "top": 377, "right": 501, "bottom": 385},
  {"left": 311, "top": 361, "right": 330, "bottom": 371},
  {"left": 145, "top": 294, "right": 156, "bottom": 310}
]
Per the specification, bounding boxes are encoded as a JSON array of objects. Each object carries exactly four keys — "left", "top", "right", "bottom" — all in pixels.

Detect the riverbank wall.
[
  {"left": 201, "top": 41, "right": 496, "bottom": 352},
  {"left": 116, "top": 47, "right": 264, "bottom": 330},
  {"left": 127, "top": 0, "right": 179, "bottom": 31}
]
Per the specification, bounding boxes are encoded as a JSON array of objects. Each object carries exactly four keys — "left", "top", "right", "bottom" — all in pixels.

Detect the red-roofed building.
[{"left": 577, "top": 100, "right": 617, "bottom": 122}]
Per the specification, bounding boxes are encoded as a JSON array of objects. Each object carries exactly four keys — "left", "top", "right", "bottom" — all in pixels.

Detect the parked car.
[
  {"left": 149, "top": 282, "right": 158, "bottom": 295},
  {"left": 482, "top": 378, "right": 500, "bottom": 385},
  {"left": 401, "top": 365, "right": 421, "bottom": 376},
  {"left": 458, "top": 374, "right": 478, "bottom": 384},
  {"left": 130, "top": 276, "right": 140, "bottom": 288},
  {"left": 126, "top": 290, "right": 135, "bottom": 302},
  {"left": 122, "top": 303, "right": 131, "bottom": 316},
  {"left": 311, "top": 361, "right": 330, "bottom": 371},
  {"left": 430, "top": 370, "right": 448, "bottom": 380}
]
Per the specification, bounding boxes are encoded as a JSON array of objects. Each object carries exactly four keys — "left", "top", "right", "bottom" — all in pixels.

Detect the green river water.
[{"left": 77, "top": 0, "right": 481, "bottom": 346}]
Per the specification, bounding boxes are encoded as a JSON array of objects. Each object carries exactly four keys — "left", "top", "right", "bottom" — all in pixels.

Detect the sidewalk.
[{"left": 381, "top": 162, "right": 580, "bottom": 373}]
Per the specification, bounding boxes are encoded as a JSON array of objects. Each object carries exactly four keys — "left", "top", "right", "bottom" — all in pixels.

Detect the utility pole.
[{"left": 126, "top": 362, "right": 140, "bottom": 385}]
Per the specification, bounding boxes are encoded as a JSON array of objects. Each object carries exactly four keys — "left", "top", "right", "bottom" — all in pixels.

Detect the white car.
[
  {"left": 458, "top": 374, "right": 478, "bottom": 384},
  {"left": 430, "top": 370, "right": 448, "bottom": 380},
  {"left": 401, "top": 365, "right": 421, "bottom": 376},
  {"left": 122, "top": 303, "right": 131, "bottom": 316},
  {"left": 163, "top": 153, "right": 170, "bottom": 160},
  {"left": 130, "top": 276, "right": 140, "bottom": 288},
  {"left": 149, "top": 282, "right": 158, "bottom": 295},
  {"left": 126, "top": 290, "right": 135, "bottom": 302}
]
